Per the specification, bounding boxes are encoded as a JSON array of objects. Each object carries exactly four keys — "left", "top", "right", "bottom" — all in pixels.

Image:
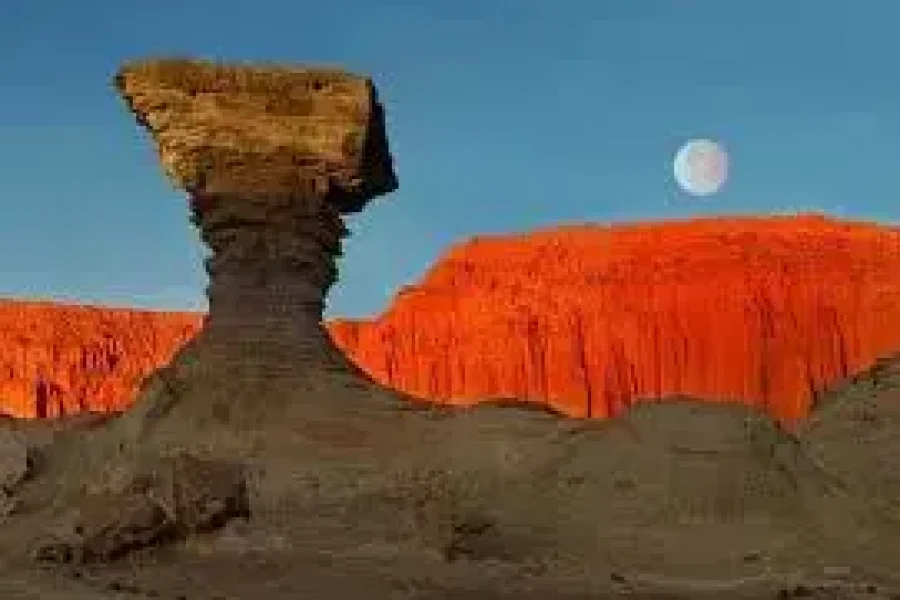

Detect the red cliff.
[
  {"left": 0, "top": 301, "right": 202, "bottom": 418},
  {"left": 1, "top": 215, "right": 899, "bottom": 422},
  {"left": 328, "top": 215, "right": 900, "bottom": 422}
]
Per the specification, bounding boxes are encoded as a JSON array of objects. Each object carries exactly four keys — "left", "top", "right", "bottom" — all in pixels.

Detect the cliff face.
[
  {"left": 0, "top": 301, "right": 202, "bottom": 418},
  {"left": 1, "top": 215, "right": 898, "bottom": 422},
  {"left": 328, "top": 215, "right": 900, "bottom": 422}
]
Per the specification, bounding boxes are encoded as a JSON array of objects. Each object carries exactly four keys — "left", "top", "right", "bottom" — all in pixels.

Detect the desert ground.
[{"left": 0, "top": 349, "right": 897, "bottom": 599}]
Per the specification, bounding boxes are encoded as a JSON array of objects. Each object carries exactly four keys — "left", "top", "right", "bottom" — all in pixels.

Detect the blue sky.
[{"left": 1, "top": 1, "right": 898, "bottom": 317}]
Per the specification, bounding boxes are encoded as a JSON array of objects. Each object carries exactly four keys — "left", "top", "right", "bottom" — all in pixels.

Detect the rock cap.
[{"left": 114, "top": 58, "right": 397, "bottom": 212}]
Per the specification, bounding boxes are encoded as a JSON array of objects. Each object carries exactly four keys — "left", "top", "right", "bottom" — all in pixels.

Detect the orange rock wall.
[
  {"left": 2, "top": 215, "right": 899, "bottom": 422},
  {"left": 328, "top": 215, "right": 900, "bottom": 422},
  {"left": 0, "top": 301, "right": 202, "bottom": 418}
]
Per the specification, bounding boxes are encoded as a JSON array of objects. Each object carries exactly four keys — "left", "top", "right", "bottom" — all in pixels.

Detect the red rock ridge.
[
  {"left": 0, "top": 301, "right": 202, "bottom": 418},
  {"left": 327, "top": 214, "right": 900, "bottom": 422},
  {"left": 1, "top": 215, "right": 899, "bottom": 422}
]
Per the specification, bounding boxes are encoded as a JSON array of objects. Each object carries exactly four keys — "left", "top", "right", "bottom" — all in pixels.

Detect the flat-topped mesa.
[{"left": 114, "top": 59, "right": 397, "bottom": 357}]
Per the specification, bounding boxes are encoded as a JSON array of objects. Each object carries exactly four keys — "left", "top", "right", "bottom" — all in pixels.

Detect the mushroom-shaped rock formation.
[
  {"left": 115, "top": 58, "right": 395, "bottom": 361},
  {"left": 6, "top": 58, "right": 417, "bottom": 586},
  {"left": 109, "top": 59, "right": 402, "bottom": 440}
]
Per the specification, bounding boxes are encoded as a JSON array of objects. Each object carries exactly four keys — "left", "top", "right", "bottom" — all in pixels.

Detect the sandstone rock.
[
  {"left": 114, "top": 58, "right": 396, "bottom": 207},
  {"left": 3, "top": 215, "right": 900, "bottom": 425},
  {"left": 19, "top": 58, "right": 401, "bottom": 571},
  {"left": 0, "top": 300, "right": 201, "bottom": 417},
  {"left": 329, "top": 215, "right": 900, "bottom": 423},
  {"left": 2, "top": 214, "right": 900, "bottom": 425},
  {"left": 114, "top": 59, "right": 396, "bottom": 329},
  {"left": 108, "top": 58, "right": 398, "bottom": 433}
]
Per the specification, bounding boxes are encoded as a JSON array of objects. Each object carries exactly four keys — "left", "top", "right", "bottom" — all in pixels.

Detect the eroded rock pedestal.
[
  {"left": 111, "top": 59, "right": 400, "bottom": 434},
  {"left": 13, "top": 59, "right": 406, "bottom": 571}
]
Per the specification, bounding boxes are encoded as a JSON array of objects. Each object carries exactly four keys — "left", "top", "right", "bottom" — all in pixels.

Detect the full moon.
[{"left": 673, "top": 139, "right": 729, "bottom": 196}]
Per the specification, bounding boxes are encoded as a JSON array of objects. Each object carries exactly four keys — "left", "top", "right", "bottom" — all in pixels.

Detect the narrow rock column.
[
  {"left": 114, "top": 58, "right": 397, "bottom": 384},
  {"left": 192, "top": 192, "right": 346, "bottom": 356}
]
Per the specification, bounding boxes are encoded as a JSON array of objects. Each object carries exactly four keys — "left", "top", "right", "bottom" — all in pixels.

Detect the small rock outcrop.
[{"left": 32, "top": 452, "right": 249, "bottom": 564}]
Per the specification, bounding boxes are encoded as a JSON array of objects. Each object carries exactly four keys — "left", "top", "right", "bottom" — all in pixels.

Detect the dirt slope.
[{"left": 0, "top": 357, "right": 897, "bottom": 599}]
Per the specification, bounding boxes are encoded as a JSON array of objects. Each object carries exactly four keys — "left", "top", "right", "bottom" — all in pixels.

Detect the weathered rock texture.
[
  {"left": 0, "top": 301, "right": 200, "bottom": 418},
  {"left": 113, "top": 58, "right": 396, "bottom": 397},
  {"left": 329, "top": 214, "right": 900, "bottom": 422}
]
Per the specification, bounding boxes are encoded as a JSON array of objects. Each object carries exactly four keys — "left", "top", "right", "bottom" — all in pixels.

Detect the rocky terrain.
[
  {"left": 0, "top": 58, "right": 896, "bottom": 599},
  {"left": 3, "top": 213, "right": 900, "bottom": 424}
]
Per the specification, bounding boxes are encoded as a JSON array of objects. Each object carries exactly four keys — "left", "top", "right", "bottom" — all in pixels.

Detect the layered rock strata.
[
  {"left": 0, "top": 301, "right": 201, "bottom": 418},
  {"left": 2, "top": 216, "right": 900, "bottom": 424},
  {"left": 112, "top": 59, "right": 398, "bottom": 416},
  {"left": 329, "top": 215, "right": 900, "bottom": 422}
]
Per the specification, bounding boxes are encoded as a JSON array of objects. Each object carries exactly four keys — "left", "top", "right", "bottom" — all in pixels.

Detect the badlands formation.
[
  {"left": 0, "top": 58, "right": 896, "bottom": 599},
  {"left": 3, "top": 214, "right": 900, "bottom": 423}
]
